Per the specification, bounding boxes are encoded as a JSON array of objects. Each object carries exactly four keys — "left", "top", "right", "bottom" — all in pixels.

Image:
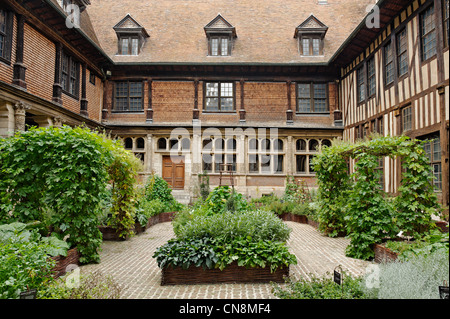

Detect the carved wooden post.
[
  {"left": 80, "top": 63, "right": 89, "bottom": 116},
  {"left": 286, "top": 81, "right": 293, "bottom": 124},
  {"left": 13, "top": 14, "right": 27, "bottom": 89}
]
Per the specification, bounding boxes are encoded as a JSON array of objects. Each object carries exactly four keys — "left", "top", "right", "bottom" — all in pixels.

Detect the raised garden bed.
[
  {"left": 278, "top": 213, "right": 307, "bottom": 223},
  {"left": 100, "top": 212, "right": 177, "bottom": 241},
  {"left": 161, "top": 262, "right": 289, "bottom": 286},
  {"left": 373, "top": 243, "right": 398, "bottom": 263},
  {"left": 50, "top": 247, "right": 80, "bottom": 278}
]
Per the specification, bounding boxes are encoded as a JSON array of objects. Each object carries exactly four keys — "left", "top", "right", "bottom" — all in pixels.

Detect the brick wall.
[
  {"left": 153, "top": 81, "right": 194, "bottom": 123},
  {"left": 23, "top": 23, "right": 55, "bottom": 102},
  {"left": 86, "top": 71, "right": 103, "bottom": 121},
  {"left": 244, "top": 82, "right": 287, "bottom": 122},
  {"left": 105, "top": 80, "right": 339, "bottom": 127}
]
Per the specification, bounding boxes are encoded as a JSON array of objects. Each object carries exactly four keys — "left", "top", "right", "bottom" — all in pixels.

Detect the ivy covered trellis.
[{"left": 312, "top": 135, "right": 442, "bottom": 260}]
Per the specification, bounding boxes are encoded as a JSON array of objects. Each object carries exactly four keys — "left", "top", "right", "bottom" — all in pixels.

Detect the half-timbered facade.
[
  {"left": 0, "top": 0, "right": 448, "bottom": 210},
  {"left": 334, "top": 0, "right": 449, "bottom": 210}
]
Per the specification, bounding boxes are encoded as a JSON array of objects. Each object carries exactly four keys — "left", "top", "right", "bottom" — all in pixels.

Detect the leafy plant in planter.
[{"left": 0, "top": 222, "right": 71, "bottom": 299}]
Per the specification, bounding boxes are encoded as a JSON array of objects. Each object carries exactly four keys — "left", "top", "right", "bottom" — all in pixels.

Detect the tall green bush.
[
  {"left": 0, "top": 126, "right": 141, "bottom": 263},
  {"left": 312, "top": 140, "right": 352, "bottom": 237},
  {"left": 107, "top": 146, "right": 143, "bottom": 239}
]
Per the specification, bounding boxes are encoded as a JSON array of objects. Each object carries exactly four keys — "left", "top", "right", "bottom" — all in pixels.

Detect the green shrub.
[
  {"left": 173, "top": 210, "right": 291, "bottom": 243},
  {"left": 38, "top": 270, "right": 122, "bottom": 299},
  {"left": 214, "top": 236, "right": 297, "bottom": 272},
  {"left": 265, "top": 200, "right": 295, "bottom": 216},
  {"left": 272, "top": 271, "right": 369, "bottom": 299},
  {"left": 0, "top": 126, "right": 135, "bottom": 264},
  {"left": 153, "top": 236, "right": 296, "bottom": 273},
  {"left": 153, "top": 237, "right": 218, "bottom": 270},
  {"left": 135, "top": 198, "right": 166, "bottom": 227},
  {"left": 201, "top": 186, "right": 249, "bottom": 215},
  {"left": 0, "top": 224, "right": 71, "bottom": 299},
  {"left": 144, "top": 173, "right": 175, "bottom": 203}
]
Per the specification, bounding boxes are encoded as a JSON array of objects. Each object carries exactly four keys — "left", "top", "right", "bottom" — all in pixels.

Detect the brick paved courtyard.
[{"left": 80, "top": 221, "right": 371, "bottom": 299}]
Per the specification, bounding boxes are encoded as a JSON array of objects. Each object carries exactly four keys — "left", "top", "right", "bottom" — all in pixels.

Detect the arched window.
[
  {"left": 124, "top": 137, "right": 133, "bottom": 150},
  {"left": 227, "top": 138, "right": 236, "bottom": 151},
  {"left": 274, "top": 139, "right": 283, "bottom": 151},
  {"left": 322, "top": 139, "right": 332, "bottom": 148},
  {"left": 157, "top": 138, "right": 167, "bottom": 150},
  {"left": 169, "top": 138, "right": 178, "bottom": 150},
  {"left": 181, "top": 138, "right": 190, "bottom": 151},
  {"left": 136, "top": 137, "right": 145, "bottom": 149},
  {"left": 249, "top": 138, "right": 258, "bottom": 151},
  {"left": 309, "top": 139, "right": 319, "bottom": 151},
  {"left": 261, "top": 139, "right": 270, "bottom": 151},
  {"left": 203, "top": 139, "right": 213, "bottom": 150},
  {"left": 215, "top": 138, "right": 224, "bottom": 151},
  {"left": 296, "top": 139, "right": 306, "bottom": 151}
]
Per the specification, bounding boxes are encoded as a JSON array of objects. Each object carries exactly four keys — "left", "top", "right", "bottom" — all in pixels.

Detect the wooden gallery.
[{"left": 0, "top": 0, "right": 448, "bottom": 209}]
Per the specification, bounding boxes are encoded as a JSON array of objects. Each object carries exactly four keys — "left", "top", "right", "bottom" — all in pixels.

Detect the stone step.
[{"left": 172, "top": 190, "right": 191, "bottom": 204}]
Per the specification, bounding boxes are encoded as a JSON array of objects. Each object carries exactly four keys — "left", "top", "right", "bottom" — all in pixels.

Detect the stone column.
[
  {"left": 146, "top": 134, "right": 153, "bottom": 173},
  {"left": 53, "top": 116, "right": 64, "bottom": 128},
  {"left": 13, "top": 101, "right": 29, "bottom": 132},
  {"left": 286, "top": 136, "right": 293, "bottom": 175}
]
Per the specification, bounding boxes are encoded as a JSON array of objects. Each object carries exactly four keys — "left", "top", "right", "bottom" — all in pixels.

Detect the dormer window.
[
  {"left": 294, "top": 15, "right": 328, "bottom": 56},
  {"left": 204, "top": 14, "right": 237, "bottom": 56},
  {"left": 113, "top": 14, "right": 149, "bottom": 56}
]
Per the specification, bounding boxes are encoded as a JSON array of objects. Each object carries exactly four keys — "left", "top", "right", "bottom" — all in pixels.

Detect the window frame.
[
  {"left": 118, "top": 35, "right": 141, "bottom": 56},
  {"left": 420, "top": 4, "right": 437, "bottom": 62},
  {"left": 444, "top": 0, "right": 449, "bottom": 48},
  {"left": 356, "top": 66, "right": 366, "bottom": 104},
  {"left": 61, "top": 52, "right": 80, "bottom": 99},
  {"left": 296, "top": 82, "right": 329, "bottom": 114},
  {"left": 113, "top": 81, "right": 144, "bottom": 113},
  {"left": 396, "top": 28, "right": 409, "bottom": 78},
  {"left": 0, "top": 9, "right": 13, "bottom": 65},
  {"left": 294, "top": 138, "right": 328, "bottom": 175},
  {"left": 201, "top": 137, "right": 237, "bottom": 173},
  {"left": 248, "top": 138, "right": 285, "bottom": 174},
  {"left": 208, "top": 35, "right": 231, "bottom": 56},
  {"left": 366, "top": 56, "right": 376, "bottom": 98},
  {"left": 401, "top": 104, "right": 413, "bottom": 133},
  {"left": 384, "top": 40, "right": 395, "bottom": 86},
  {"left": 299, "top": 35, "right": 323, "bottom": 56},
  {"left": 420, "top": 133, "right": 442, "bottom": 191},
  {"left": 203, "top": 81, "right": 235, "bottom": 113}
]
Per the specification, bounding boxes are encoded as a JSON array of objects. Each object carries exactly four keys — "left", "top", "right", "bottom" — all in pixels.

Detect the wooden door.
[{"left": 162, "top": 156, "right": 185, "bottom": 189}]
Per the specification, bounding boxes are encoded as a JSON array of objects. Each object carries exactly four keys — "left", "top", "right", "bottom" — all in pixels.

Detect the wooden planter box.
[
  {"left": 373, "top": 243, "right": 398, "bottom": 263},
  {"left": 279, "top": 213, "right": 307, "bottom": 223},
  {"left": 99, "top": 225, "right": 129, "bottom": 241},
  {"left": 435, "top": 221, "right": 449, "bottom": 233},
  {"left": 307, "top": 218, "right": 320, "bottom": 229},
  {"left": 50, "top": 247, "right": 80, "bottom": 278},
  {"left": 161, "top": 262, "right": 289, "bottom": 286},
  {"left": 100, "top": 212, "right": 177, "bottom": 241}
]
